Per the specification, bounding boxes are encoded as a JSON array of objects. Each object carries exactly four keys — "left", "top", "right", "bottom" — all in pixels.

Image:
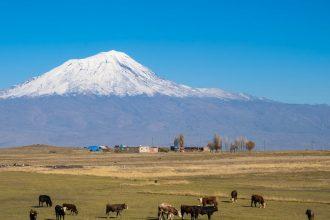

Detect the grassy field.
[{"left": 0, "top": 146, "right": 329, "bottom": 219}]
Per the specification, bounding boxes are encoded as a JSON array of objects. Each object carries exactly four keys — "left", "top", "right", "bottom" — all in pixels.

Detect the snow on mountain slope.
[{"left": 0, "top": 50, "right": 252, "bottom": 100}]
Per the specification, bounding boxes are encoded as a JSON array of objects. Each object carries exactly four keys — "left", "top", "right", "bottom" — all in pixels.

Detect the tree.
[
  {"left": 246, "top": 140, "right": 256, "bottom": 152},
  {"left": 230, "top": 136, "right": 247, "bottom": 153},
  {"left": 178, "top": 134, "right": 185, "bottom": 152},
  {"left": 230, "top": 143, "right": 237, "bottom": 153},
  {"left": 213, "top": 134, "right": 222, "bottom": 152},
  {"left": 236, "top": 136, "right": 247, "bottom": 151}
]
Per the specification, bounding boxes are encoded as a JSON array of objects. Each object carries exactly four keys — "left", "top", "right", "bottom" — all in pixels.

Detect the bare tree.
[
  {"left": 230, "top": 143, "right": 237, "bottom": 153},
  {"left": 246, "top": 140, "right": 256, "bottom": 152},
  {"left": 179, "top": 134, "right": 185, "bottom": 152},
  {"left": 230, "top": 136, "right": 247, "bottom": 152},
  {"left": 236, "top": 136, "right": 247, "bottom": 151},
  {"left": 213, "top": 134, "right": 222, "bottom": 152}
]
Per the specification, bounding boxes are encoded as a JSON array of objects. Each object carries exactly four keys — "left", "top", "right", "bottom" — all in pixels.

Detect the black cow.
[
  {"left": 39, "top": 195, "right": 52, "bottom": 207},
  {"left": 180, "top": 205, "right": 196, "bottom": 219},
  {"left": 106, "top": 203, "right": 128, "bottom": 217},
  {"left": 231, "top": 190, "right": 238, "bottom": 203},
  {"left": 63, "top": 203, "right": 78, "bottom": 215},
  {"left": 305, "top": 209, "right": 315, "bottom": 220},
  {"left": 198, "top": 206, "right": 218, "bottom": 220},
  {"left": 180, "top": 205, "right": 218, "bottom": 220},
  {"left": 251, "top": 195, "right": 266, "bottom": 208},
  {"left": 29, "top": 209, "right": 38, "bottom": 220},
  {"left": 55, "top": 205, "right": 66, "bottom": 220}
]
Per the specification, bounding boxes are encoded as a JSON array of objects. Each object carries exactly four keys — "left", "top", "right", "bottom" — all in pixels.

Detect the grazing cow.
[
  {"left": 199, "top": 206, "right": 218, "bottom": 220},
  {"left": 231, "top": 190, "right": 238, "bottom": 203},
  {"left": 180, "top": 205, "right": 196, "bottom": 219},
  {"left": 55, "top": 205, "right": 66, "bottom": 220},
  {"left": 305, "top": 209, "right": 315, "bottom": 220},
  {"left": 158, "top": 203, "right": 181, "bottom": 220},
  {"left": 39, "top": 195, "right": 52, "bottom": 207},
  {"left": 181, "top": 206, "right": 218, "bottom": 220},
  {"left": 198, "top": 196, "right": 218, "bottom": 207},
  {"left": 106, "top": 203, "right": 128, "bottom": 217},
  {"left": 29, "top": 209, "right": 38, "bottom": 220},
  {"left": 251, "top": 195, "right": 266, "bottom": 208},
  {"left": 62, "top": 203, "right": 78, "bottom": 215}
]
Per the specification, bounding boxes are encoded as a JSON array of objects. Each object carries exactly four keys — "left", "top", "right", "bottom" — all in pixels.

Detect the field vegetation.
[{"left": 0, "top": 145, "right": 329, "bottom": 219}]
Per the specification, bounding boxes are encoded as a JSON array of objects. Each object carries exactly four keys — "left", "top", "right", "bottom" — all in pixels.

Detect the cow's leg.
[
  {"left": 208, "top": 213, "right": 211, "bottom": 220},
  {"left": 158, "top": 211, "right": 164, "bottom": 220}
]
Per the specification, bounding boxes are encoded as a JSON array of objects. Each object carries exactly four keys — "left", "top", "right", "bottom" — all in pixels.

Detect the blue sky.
[{"left": 0, "top": 0, "right": 329, "bottom": 104}]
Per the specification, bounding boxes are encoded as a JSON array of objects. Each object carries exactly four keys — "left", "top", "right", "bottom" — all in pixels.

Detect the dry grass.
[
  {"left": 0, "top": 146, "right": 330, "bottom": 219},
  {"left": 1, "top": 153, "right": 329, "bottom": 179}
]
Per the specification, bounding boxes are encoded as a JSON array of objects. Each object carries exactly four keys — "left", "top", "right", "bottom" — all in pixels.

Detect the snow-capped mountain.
[
  {"left": 0, "top": 50, "right": 251, "bottom": 100},
  {"left": 0, "top": 50, "right": 329, "bottom": 149}
]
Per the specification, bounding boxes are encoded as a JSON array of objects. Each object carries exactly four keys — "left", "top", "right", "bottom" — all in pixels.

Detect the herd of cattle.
[{"left": 28, "top": 191, "right": 315, "bottom": 220}]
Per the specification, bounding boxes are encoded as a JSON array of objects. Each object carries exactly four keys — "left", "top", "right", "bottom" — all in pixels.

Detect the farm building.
[
  {"left": 85, "top": 145, "right": 109, "bottom": 152},
  {"left": 138, "top": 146, "right": 158, "bottom": 153},
  {"left": 85, "top": 146, "right": 102, "bottom": 152},
  {"left": 127, "top": 146, "right": 159, "bottom": 153},
  {"left": 114, "top": 144, "right": 127, "bottom": 152}
]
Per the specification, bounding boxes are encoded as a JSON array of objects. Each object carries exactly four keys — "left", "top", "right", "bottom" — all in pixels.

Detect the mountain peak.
[{"left": 0, "top": 50, "right": 253, "bottom": 100}]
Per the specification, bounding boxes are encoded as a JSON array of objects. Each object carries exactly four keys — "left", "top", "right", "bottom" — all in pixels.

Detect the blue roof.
[{"left": 86, "top": 146, "right": 101, "bottom": 151}]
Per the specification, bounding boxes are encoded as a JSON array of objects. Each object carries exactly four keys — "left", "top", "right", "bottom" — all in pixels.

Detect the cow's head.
[
  {"left": 263, "top": 202, "right": 266, "bottom": 208},
  {"left": 30, "top": 209, "right": 38, "bottom": 216},
  {"left": 124, "top": 204, "right": 128, "bottom": 209},
  {"left": 198, "top": 198, "right": 203, "bottom": 203}
]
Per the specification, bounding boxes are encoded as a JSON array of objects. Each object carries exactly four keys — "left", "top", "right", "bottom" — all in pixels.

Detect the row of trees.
[
  {"left": 229, "top": 136, "right": 256, "bottom": 152},
  {"left": 174, "top": 134, "right": 256, "bottom": 152}
]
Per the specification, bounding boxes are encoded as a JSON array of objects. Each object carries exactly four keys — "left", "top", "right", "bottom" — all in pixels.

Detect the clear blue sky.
[{"left": 0, "top": 0, "right": 329, "bottom": 104}]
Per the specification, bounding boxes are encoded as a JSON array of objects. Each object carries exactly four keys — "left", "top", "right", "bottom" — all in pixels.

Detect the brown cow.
[
  {"left": 305, "top": 209, "right": 314, "bottom": 220},
  {"left": 231, "top": 190, "right": 238, "bottom": 203},
  {"left": 251, "top": 195, "right": 266, "bottom": 208},
  {"left": 198, "top": 197, "right": 218, "bottom": 207},
  {"left": 158, "top": 203, "right": 181, "bottom": 220},
  {"left": 62, "top": 203, "right": 78, "bottom": 215},
  {"left": 106, "top": 203, "right": 128, "bottom": 217}
]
